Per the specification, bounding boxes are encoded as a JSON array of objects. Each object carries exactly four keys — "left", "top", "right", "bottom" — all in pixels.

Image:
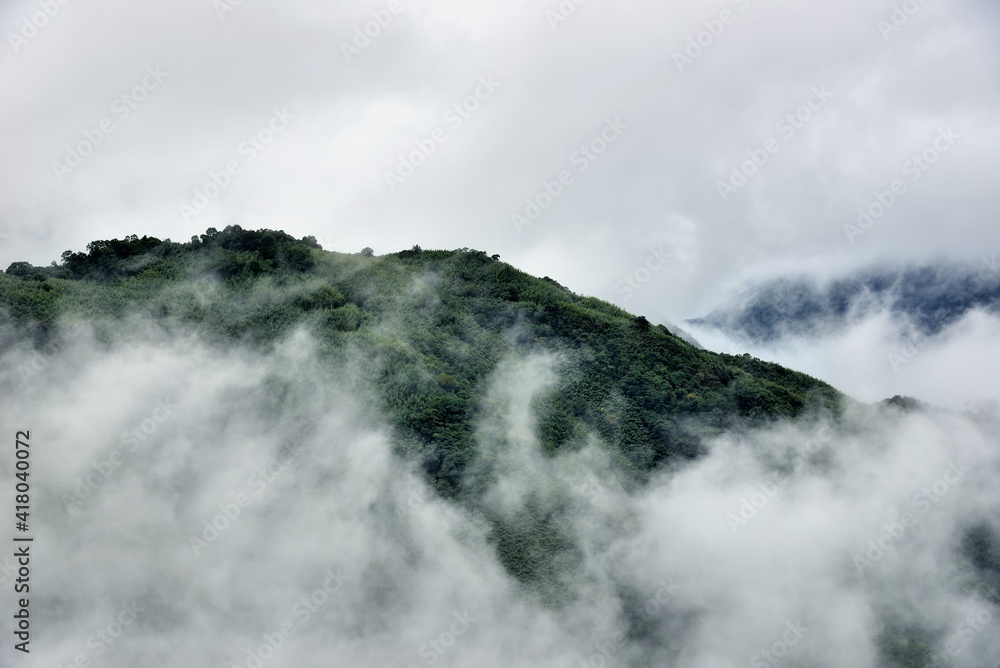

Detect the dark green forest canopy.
[{"left": 3, "top": 225, "right": 842, "bottom": 498}]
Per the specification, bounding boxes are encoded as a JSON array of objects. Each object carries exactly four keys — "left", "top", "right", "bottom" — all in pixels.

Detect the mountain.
[
  {"left": 2, "top": 225, "right": 840, "bottom": 502},
  {"left": 688, "top": 260, "right": 1000, "bottom": 344}
]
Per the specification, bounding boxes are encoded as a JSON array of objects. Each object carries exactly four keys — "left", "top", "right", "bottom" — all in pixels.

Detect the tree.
[
  {"left": 6, "top": 261, "right": 33, "bottom": 276},
  {"left": 200, "top": 227, "right": 219, "bottom": 244},
  {"left": 361, "top": 247, "right": 374, "bottom": 257}
]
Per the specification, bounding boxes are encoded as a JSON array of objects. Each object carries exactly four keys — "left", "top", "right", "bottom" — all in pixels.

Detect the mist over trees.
[
  {"left": 3, "top": 226, "right": 840, "bottom": 499},
  {"left": 1, "top": 227, "right": 998, "bottom": 668}
]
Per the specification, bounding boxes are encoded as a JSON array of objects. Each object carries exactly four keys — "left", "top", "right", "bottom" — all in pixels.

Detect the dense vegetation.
[
  {"left": 2, "top": 225, "right": 841, "bottom": 493},
  {"left": 1, "top": 225, "right": 848, "bottom": 608}
]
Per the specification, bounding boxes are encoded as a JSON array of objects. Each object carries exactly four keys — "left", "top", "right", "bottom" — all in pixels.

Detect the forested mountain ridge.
[
  {"left": 689, "top": 261, "right": 1000, "bottom": 344},
  {"left": 2, "top": 225, "right": 841, "bottom": 501}
]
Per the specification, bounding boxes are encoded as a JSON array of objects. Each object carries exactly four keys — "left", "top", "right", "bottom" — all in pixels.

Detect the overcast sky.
[{"left": 1, "top": 0, "right": 998, "bottom": 322}]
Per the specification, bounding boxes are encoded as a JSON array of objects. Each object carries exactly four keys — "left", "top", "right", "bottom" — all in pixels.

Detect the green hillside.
[{"left": 2, "top": 225, "right": 841, "bottom": 502}]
